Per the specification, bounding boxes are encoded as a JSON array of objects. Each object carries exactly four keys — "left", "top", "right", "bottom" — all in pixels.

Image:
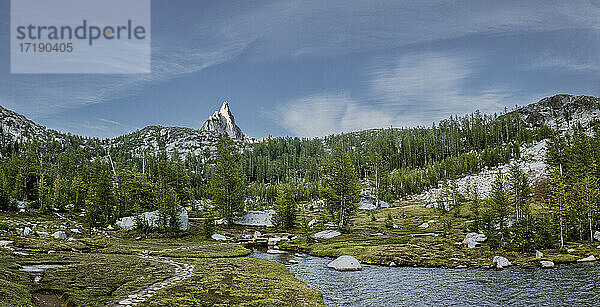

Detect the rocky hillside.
[
  {"left": 413, "top": 94, "right": 600, "bottom": 204},
  {"left": 0, "top": 105, "right": 66, "bottom": 144},
  {"left": 516, "top": 94, "right": 600, "bottom": 130}
]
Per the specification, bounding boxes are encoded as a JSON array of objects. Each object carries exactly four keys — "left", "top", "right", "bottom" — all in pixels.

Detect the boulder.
[
  {"left": 312, "top": 230, "right": 341, "bottom": 240},
  {"left": 418, "top": 223, "right": 429, "bottom": 229},
  {"left": 211, "top": 234, "right": 227, "bottom": 241},
  {"left": 107, "top": 225, "right": 114, "bottom": 230},
  {"left": 540, "top": 260, "right": 554, "bottom": 268},
  {"left": 66, "top": 237, "right": 76, "bottom": 242},
  {"left": 116, "top": 208, "right": 189, "bottom": 231},
  {"left": 327, "top": 255, "right": 362, "bottom": 271},
  {"left": 70, "top": 228, "right": 82, "bottom": 234},
  {"left": 492, "top": 256, "right": 512, "bottom": 269},
  {"left": 577, "top": 255, "right": 597, "bottom": 262},
  {"left": 567, "top": 248, "right": 576, "bottom": 253},
  {"left": 535, "top": 250, "right": 543, "bottom": 259},
  {"left": 233, "top": 210, "right": 275, "bottom": 227},
  {"left": 389, "top": 261, "right": 397, "bottom": 267},
  {"left": 288, "top": 259, "right": 298, "bottom": 264},
  {"left": 462, "top": 232, "right": 487, "bottom": 248},
  {"left": 52, "top": 231, "right": 67, "bottom": 240},
  {"left": 594, "top": 231, "right": 600, "bottom": 241},
  {"left": 0, "top": 240, "right": 13, "bottom": 247},
  {"left": 308, "top": 218, "right": 318, "bottom": 227}
]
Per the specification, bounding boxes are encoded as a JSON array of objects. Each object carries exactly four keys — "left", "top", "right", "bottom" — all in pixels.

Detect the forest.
[{"left": 0, "top": 107, "right": 598, "bottom": 252}]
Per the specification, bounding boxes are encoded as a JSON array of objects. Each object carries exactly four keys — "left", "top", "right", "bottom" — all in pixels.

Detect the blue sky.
[{"left": 0, "top": 0, "right": 599, "bottom": 138}]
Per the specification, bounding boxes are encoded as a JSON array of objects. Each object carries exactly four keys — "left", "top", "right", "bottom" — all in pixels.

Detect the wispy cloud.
[
  {"left": 271, "top": 93, "right": 394, "bottom": 137},
  {"left": 368, "top": 52, "right": 527, "bottom": 126}
]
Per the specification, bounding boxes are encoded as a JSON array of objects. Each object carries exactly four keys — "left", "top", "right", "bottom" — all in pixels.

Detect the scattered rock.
[
  {"left": 295, "top": 253, "right": 304, "bottom": 257},
  {"left": 312, "top": 230, "right": 341, "bottom": 239},
  {"left": 373, "top": 232, "right": 384, "bottom": 236},
  {"left": 70, "top": 228, "right": 81, "bottom": 234},
  {"left": 535, "top": 250, "right": 543, "bottom": 259},
  {"left": 577, "top": 255, "right": 596, "bottom": 262},
  {"left": 327, "top": 255, "right": 362, "bottom": 271},
  {"left": 540, "top": 260, "right": 554, "bottom": 268},
  {"left": 594, "top": 231, "right": 600, "bottom": 241},
  {"left": 308, "top": 218, "right": 318, "bottom": 227},
  {"left": 67, "top": 237, "right": 76, "bottom": 242},
  {"left": 13, "top": 251, "right": 29, "bottom": 256},
  {"left": 392, "top": 224, "right": 398, "bottom": 229},
  {"left": 567, "top": 248, "right": 576, "bottom": 253},
  {"left": 418, "top": 223, "right": 429, "bottom": 228},
  {"left": 233, "top": 210, "right": 275, "bottom": 227},
  {"left": 288, "top": 259, "right": 298, "bottom": 264},
  {"left": 107, "top": 225, "right": 114, "bottom": 230},
  {"left": 36, "top": 231, "right": 50, "bottom": 236},
  {"left": 389, "top": 261, "right": 397, "bottom": 267},
  {"left": 492, "top": 256, "right": 512, "bottom": 269},
  {"left": 358, "top": 194, "right": 390, "bottom": 210},
  {"left": 456, "top": 265, "right": 467, "bottom": 269},
  {"left": 0, "top": 240, "right": 13, "bottom": 247},
  {"left": 211, "top": 234, "right": 227, "bottom": 241},
  {"left": 52, "top": 231, "right": 67, "bottom": 240}
]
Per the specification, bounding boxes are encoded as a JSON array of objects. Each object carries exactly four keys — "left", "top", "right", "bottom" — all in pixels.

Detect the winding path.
[{"left": 108, "top": 248, "right": 196, "bottom": 306}]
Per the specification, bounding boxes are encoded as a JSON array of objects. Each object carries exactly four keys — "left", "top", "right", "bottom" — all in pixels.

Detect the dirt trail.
[{"left": 108, "top": 248, "right": 195, "bottom": 306}]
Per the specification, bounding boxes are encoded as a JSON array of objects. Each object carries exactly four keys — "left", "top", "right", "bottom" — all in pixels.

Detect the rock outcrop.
[
  {"left": 312, "top": 230, "right": 341, "bottom": 239},
  {"left": 201, "top": 101, "right": 254, "bottom": 143},
  {"left": 462, "top": 232, "right": 487, "bottom": 248},
  {"left": 116, "top": 208, "right": 190, "bottom": 231},
  {"left": 234, "top": 210, "right": 275, "bottom": 227}
]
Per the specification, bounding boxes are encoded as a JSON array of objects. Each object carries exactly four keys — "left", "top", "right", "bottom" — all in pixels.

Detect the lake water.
[{"left": 249, "top": 250, "right": 600, "bottom": 306}]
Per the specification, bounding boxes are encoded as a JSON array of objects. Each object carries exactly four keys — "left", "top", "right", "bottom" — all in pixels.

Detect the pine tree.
[
  {"left": 86, "top": 158, "right": 115, "bottom": 227},
  {"left": 321, "top": 146, "right": 360, "bottom": 232},
  {"left": 274, "top": 184, "right": 296, "bottom": 230},
  {"left": 546, "top": 168, "right": 568, "bottom": 248},
  {"left": 210, "top": 136, "right": 245, "bottom": 226},
  {"left": 489, "top": 171, "right": 511, "bottom": 247},
  {"left": 507, "top": 163, "right": 530, "bottom": 222}
]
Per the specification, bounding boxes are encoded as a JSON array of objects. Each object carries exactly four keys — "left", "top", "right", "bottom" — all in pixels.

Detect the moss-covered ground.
[{"left": 0, "top": 211, "right": 323, "bottom": 307}]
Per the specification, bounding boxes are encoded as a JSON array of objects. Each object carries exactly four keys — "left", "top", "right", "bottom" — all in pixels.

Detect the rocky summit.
[{"left": 201, "top": 101, "right": 255, "bottom": 143}]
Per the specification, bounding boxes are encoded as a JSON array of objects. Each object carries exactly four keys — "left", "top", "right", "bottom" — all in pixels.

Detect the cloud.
[
  {"left": 368, "top": 52, "right": 523, "bottom": 126},
  {"left": 272, "top": 93, "right": 395, "bottom": 137},
  {"left": 273, "top": 52, "right": 541, "bottom": 137}
]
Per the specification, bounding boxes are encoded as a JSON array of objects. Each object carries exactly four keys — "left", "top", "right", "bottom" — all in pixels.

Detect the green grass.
[
  {"left": 142, "top": 258, "right": 323, "bottom": 307},
  {"left": 0, "top": 212, "right": 325, "bottom": 306}
]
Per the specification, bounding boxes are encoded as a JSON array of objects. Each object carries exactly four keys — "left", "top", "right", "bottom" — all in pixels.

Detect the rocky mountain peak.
[
  {"left": 516, "top": 94, "right": 600, "bottom": 129},
  {"left": 201, "top": 101, "right": 255, "bottom": 143}
]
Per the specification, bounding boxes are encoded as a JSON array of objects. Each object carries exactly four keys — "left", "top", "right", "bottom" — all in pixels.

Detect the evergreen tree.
[
  {"left": 210, "top": 136, "right": 245, "bottom": 226},
  {"left": 489, "top": 171, "right": 511, "bottom": 247},
  {"left": 546, "top": 168, "right": 568, "bottom": 248},
  {"left": 274, "top": 184, "right": 296, "bottom": 230},
  {"left": 507, "top": 163, "right": 530, "bottom": 222},
  {"left": 321, "top": 146, "right": 360, "bottom": 232}
]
